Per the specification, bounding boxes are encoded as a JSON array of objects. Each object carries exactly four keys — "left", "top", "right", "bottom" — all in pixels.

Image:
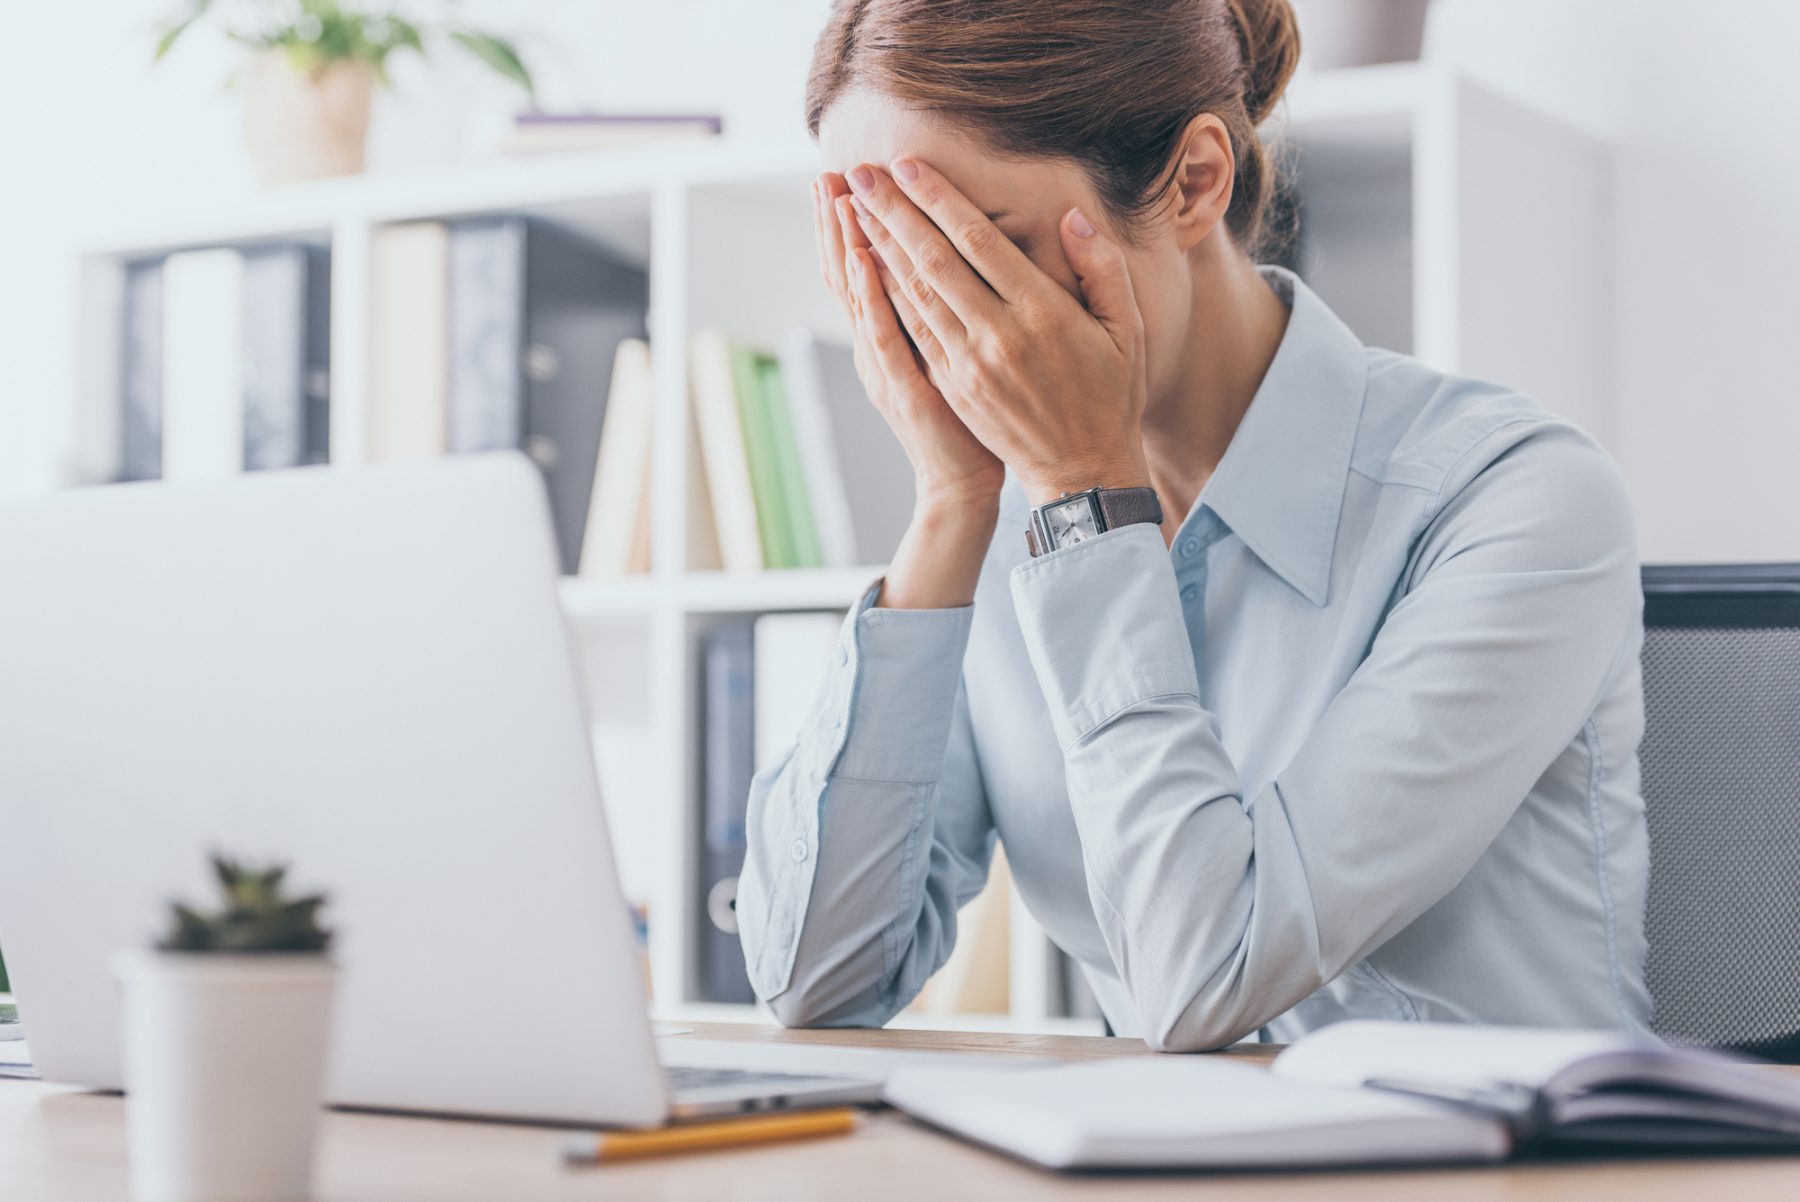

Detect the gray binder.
[
  {"left": 698, "top": 620, "right": 757, "bottom": 1004},
  {"left": 242, "top": 245, "right": 331, "bottom": 471},
  {"left": 118, "top": 259, "right": 165, "bottom": 482}
]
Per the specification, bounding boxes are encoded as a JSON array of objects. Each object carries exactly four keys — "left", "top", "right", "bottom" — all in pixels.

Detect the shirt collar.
[{"left": 1194, "top": 267, "right": 1368, "bottom": 607}]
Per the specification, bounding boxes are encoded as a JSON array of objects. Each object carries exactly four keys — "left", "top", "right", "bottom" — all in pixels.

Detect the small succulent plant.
[{"left": 159, "top": 855, "right": 333, "bottom": 954}]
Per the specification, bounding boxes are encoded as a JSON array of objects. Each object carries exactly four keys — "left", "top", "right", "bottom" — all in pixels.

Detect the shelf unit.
[{"left": 66, "top": 61, "right": 1608, "bottom": 1034}]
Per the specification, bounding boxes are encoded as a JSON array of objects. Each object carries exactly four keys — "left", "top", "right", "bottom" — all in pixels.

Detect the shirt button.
[
  {"left": 1180, "top": 538, "right": 1201, "bottom": 558},
  {"left": 790, "top": 838, "right": 810, "bottom": 863},
  {"left": 1180, "top": 584, "right": 1199, "bottom": 602},
  {"left": 838, "top": 647, "right": 850, "bottom": 666}
]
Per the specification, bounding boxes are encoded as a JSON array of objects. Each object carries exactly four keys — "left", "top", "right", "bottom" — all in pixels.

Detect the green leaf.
[
  {"left": 448, "top": 29, "right": 534, "bottom": 100},
  {"left": 169, "top": 853, "right": 330, "bottom": 953},
  {"left": 154, "top": 20, "right": 192, "bottom": 62},
  {"left": 152, "top": 0, "right": 216, "bottom": 63},
  {"left": 210, "top": 854, "right": 240, "bottom": 892},
  {"left": 387, "top": 17, "right": 426, "bottom": 54},
  {"left": 160, "top": 904, "right": 216, "bottom": 952}
]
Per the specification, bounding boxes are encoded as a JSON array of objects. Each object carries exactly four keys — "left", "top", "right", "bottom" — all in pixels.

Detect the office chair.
[{"left": 1639, "top": 564, "right": 1800, "bottom": 1064}]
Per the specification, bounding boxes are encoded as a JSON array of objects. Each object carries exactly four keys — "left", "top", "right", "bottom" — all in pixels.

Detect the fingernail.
[
  {"left": 892, "top": 158, "right": 919, "bottom": 185},
  {"left": 1068, "top": 208, "right": 1096, "bottom": 238},
  {"left": 850, "top": 195, "right": 873, "bottom": 222},
  {"left": 848, "top": 165, "right": 874, "bottom": 193}
]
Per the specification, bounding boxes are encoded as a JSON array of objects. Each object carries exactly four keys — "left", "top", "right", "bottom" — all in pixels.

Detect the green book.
[
  {"left": 731, "top": 344, "right": 793, "bottom": 568},
  {"left": 758, "top": 356, "right": 823, "bottom": 568}
]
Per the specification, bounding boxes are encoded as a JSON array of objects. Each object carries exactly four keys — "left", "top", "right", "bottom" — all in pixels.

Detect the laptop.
[{"left": 0, "top": 453, "right": 878, "bottom": 1125}]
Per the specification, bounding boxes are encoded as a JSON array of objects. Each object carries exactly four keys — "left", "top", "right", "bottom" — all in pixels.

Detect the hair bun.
[{"left": 1225, "top": 0, "right": 1302, "bottom": 125}]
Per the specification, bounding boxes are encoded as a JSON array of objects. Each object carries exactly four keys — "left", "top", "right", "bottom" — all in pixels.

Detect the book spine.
[
  {"left": 368, "top": 223, "right": 449, "bottom": 459},
  {"left": 118, "top": 259, "right": 164, "bottom": 482},
  {"left": 697, "top": 620, "right": 757, "bottom": 1005},
  {"left": 758, "top": 355, "right": 823, "bottom": 568},
  {"left": 160, "top": 248, "right": 245, "bottom": 483},
  {"left": 732, "top": 345, "right": 792, "bottom": 569},
  {"left": 687, "top": 331, "right": 764, "bottom": 572},
  {"left": 778, "top": 330, "right": 859, "bottom": 567},
  {"left": 580, "top": 339, "right": 654, "bottom": 576}
]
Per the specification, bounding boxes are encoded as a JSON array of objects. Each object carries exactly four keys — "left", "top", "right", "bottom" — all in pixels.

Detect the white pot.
[
  {"left": 115, "top": 951, "right": 338, "bottom": 1202},
  {"left": 240, "top": 50, "right": 377, "bottom": 187},
  {"left": 1292, "top": 0, "right": 1433, "bottom": 71}
]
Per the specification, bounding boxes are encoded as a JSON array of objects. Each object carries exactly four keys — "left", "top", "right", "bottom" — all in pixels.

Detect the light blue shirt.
[{"left": 738, "top": 268, "right": 1651, "bottom": 1050}]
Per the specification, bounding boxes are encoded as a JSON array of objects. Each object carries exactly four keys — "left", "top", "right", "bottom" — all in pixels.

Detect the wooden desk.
[{"left": 4, "top": 1022, "right": 1798, "bottom": 1200}]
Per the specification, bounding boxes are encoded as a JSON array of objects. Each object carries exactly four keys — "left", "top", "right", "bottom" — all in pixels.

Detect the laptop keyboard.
[
  {"left": 666, "top": 1065, "right": 867, "bottom": 1101},
  {"left": 665, "top": 1064, "right": 843, "bottom": 1094}
]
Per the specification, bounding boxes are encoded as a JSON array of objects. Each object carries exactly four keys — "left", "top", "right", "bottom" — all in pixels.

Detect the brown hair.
[{"left": 805, "top": 0, "right": 1301, "bottom": 257}]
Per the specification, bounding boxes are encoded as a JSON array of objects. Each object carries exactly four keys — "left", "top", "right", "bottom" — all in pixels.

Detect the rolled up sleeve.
[{"left": 737, "top": 583, "right": 996, "bottom": 1026}]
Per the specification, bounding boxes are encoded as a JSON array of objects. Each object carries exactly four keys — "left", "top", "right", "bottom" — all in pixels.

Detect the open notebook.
[{"left": 882, "top": 1021, "right": 1800, "bottom": 1171}]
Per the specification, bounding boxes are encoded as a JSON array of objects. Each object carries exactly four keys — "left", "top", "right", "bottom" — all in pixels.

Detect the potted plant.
[
  {"left": 115, "top": 855, "right": 337, "bottom": 1202},
  {"left": 154, "top": 1, "right": 535, "bottom": 186}
]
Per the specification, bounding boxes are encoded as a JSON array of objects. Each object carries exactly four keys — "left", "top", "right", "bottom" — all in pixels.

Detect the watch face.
[{"left": 1045, "top": 497, "right": 1100, "bottom": 547}]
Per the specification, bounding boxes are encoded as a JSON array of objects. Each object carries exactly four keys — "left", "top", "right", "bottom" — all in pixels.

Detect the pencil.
[{"left": 563, "top": 1107, "right": 859, "bottom": 1165}]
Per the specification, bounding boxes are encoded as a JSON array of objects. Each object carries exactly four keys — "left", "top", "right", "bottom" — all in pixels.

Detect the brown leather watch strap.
[{"left": 1096, "top": 487, "right": 1164, "bottom": 533}]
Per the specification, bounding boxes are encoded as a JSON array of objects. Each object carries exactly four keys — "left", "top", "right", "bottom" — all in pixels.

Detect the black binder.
[{"left": 446, "top": 217, "right": 649, "bottom": 573}]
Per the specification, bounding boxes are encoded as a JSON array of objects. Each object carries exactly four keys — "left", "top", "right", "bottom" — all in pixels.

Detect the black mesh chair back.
[{"left": 1640, "top": 564, "right": 1800, "bottom": 1063}]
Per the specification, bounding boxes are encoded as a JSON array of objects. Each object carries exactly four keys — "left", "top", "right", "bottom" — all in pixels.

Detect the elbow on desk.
[
  {"left": 1133, "top": 988, "right": 1270, "bottom": 1054},
  {"left": 1140, "top": 1019, "right": 1245, "bottom": 1055},
  {"left": 763, "top": 988, "right": 828, "bottom": 1030},
  {"left": 760, "top": 978, "right": 888, "bottom": 1031}
]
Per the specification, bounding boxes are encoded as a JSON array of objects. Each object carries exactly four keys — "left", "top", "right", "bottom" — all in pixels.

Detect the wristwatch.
[{"left": 1025, "top": 487, "right": 1164, "bottom": 557}]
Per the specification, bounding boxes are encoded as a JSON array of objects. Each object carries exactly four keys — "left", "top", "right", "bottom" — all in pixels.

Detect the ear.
[{"left": 1165, "top": 113, "right": 1235, "bottom": 253}]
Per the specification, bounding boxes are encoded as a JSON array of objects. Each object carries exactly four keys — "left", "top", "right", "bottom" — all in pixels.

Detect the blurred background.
[{"left": 1, "top": 0, "right": 1795, "bottom": 1031}]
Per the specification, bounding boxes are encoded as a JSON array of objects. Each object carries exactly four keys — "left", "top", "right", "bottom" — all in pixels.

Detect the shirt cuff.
[
  {"left": 829, "top": 581, "right": 975, "bottom": 782},
  {"left": 1010, "top": 525, "right": 1201, "bottom": 748}
]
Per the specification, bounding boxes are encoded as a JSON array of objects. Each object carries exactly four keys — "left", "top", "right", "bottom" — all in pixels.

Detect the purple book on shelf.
[{"left": 502, "top": 113, "right": 723, "bottom": 154}]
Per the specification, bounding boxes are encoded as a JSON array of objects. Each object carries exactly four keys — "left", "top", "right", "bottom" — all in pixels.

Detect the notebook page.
[
  {"left": 883, "top": 1057, "right": 1507, "bottom": 1170},
  {"left": 1273, "top": 1020, "right": 1637, "bottom": 1092}
]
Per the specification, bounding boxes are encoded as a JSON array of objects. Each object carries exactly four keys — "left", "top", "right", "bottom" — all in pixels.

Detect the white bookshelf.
[{"left": 66, "top": 62, "right": 1608, "bottom": 1034}]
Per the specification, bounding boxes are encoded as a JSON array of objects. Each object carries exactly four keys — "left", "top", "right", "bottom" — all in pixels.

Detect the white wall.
[
  {"left": 1429, "top": 0, "right": 1800, "bottom": 561},
  {"left": 5, "top": 0, "right": 1798, "bottom": 561}
]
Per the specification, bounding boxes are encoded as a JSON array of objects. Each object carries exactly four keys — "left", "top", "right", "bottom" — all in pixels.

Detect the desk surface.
[{"left": 5, "top": 1022, "right": 1798, "bottom": 1200}]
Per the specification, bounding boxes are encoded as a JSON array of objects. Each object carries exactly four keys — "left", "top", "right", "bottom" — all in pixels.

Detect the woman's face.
[{"left": 818, "top": 89, "right": 1196, "bottom": 413}]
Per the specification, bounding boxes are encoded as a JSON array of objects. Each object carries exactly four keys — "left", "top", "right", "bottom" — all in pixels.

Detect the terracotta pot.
[{"left": 241, "top": 50, "right": 378, "bottom": 186}]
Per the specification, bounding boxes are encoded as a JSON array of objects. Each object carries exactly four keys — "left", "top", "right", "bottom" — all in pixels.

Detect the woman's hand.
[
  {"left": 813, "top": 173, "right": 1005, "bottom": 513},
  {"left": 842, "top": 159, "right": 1152, "bottom": 506},
  {"left": 813, "top": 172, "right": 1004, "bottom": 610}
]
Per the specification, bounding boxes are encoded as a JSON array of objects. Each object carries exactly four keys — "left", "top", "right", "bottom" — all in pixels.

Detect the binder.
[
  {"left": 446, "top": 217, "right": 650, "bottom": 573},
  {"left": 241, "top": 244, "right": 331, "bottom": 471},
  {"left": 697, "top": 620, "right": 757, "bottom": 1004},
  {"left": 118, "top": 259, "right": 164, "bottom": 482}
]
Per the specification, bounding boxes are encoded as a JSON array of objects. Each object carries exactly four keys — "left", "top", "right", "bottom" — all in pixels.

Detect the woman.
[{"left": 738, "top": 0, "right": 1650, "bottom": 1051}]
